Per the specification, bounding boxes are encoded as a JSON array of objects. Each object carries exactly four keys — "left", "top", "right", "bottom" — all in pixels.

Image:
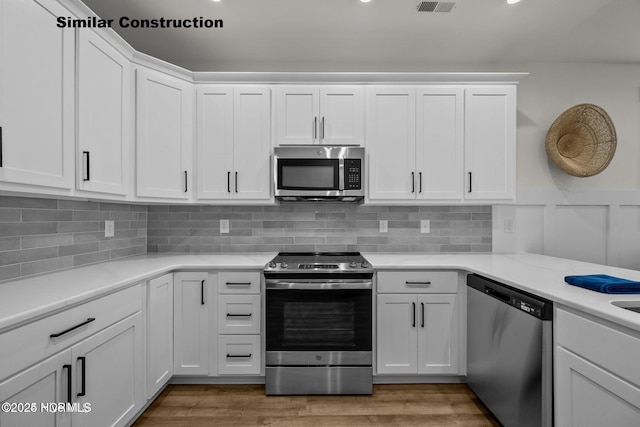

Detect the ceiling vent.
[{"left": 417, "top": 1, "right": 456, "bottom": 13}]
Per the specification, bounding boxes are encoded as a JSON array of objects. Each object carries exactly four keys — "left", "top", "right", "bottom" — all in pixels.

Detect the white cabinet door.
[
  {"left": 0, "top": 0, "right": 74, "bottom": 191},
  {"left": 416, "top": 294, "right": 459, "bottom": 374},
  {"left": 367, "top": 87, "right": 416, "bottom": 200},
  {"left": 195, "top": 86, "right": 233, "bottom": 199},
  {"left": 136, "top": 68, "right": 193, "bottom": 200},
  {"left": 464, "top": 86, "right": 516, "bottom": 201},
  {"left": 173, "top": 272, "right": 210, "bottom": 375},
  {"left": 376, "top": 294, "right": 417, "bottom": 374},
  {"left": 0, "top": 351, "right": 72, "bottom": 427},
  {"left": 71, "top": 312, "right": 144, "bottom": 427},
  {"left": 147, "top": 274, "right": 173, "bottom": 398},
  {"left": 274, "top": 86, "right": 319, "bottom": 145},
  {"left": 233, "top": 87, "right": 271, "bottom": 199},
  {"left": 319, "top": 87, "right": 364, "bottom": 145},
  {"left": 416, "top": 88, "right": 464, "bottom": 201},
  {"left": 76, "top": 30, "right": 131, "bottom": 197},
  {"left": 196, "top": 86, "right": 271, "bottom": 201},
  {"left": 556, "top": 347, "right": 640, "bottom": 427}
]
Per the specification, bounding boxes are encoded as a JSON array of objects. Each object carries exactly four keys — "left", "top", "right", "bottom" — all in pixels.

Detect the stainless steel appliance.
[
  {"left": 467, "top": 274, "right": 553, "bottom": 427},
  {"left": 264, "top": 252, "right": 373, "bottom": 395},
  {"left": 274, "top": 145, "right": 364, "bottom": 202}
]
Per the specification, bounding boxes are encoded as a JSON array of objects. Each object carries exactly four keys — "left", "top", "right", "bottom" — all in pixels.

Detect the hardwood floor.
[{"left": 133, "top": 384, "right": 501, "bottom": 426}]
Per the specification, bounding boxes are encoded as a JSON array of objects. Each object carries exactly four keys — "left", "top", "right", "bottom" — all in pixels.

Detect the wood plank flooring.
[{"left": 132, "top": 384, "right": 500, "bottom": 426}]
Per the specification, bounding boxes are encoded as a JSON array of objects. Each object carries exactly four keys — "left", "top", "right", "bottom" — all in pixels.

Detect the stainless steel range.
[{"left": 263, "top": 252, "right": 373, "bottom": 395}]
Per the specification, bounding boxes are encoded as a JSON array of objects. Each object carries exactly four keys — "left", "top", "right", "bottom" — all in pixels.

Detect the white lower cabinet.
[
  {"left": 173, "top": 272, "right": 211, "bottom": 375},
  {"left": 173, "top": 270, "right": 262, "bottom": 377},
  {"left": 147, "top": 274, "right": 174, "bottom": 397},
  {"left": 0, "top": 285, "right": 144, "bottom": 427},
  {"left": 555, "top": 307, "right": 640, "bottom": 426},
  {"left": 0, "top": 351, "right": 72, "bottom": 427},
  {"left": 217, "top": 335, "right": 261, "bottom": 375},
  {"left": 376, "top": 271, "right": 461, "bottom": 375},
  {"left": 214, "top": 271, "right": 262, "bottom": 376},
  {"left": 70, "top": 313, "right": 144, "bottom": 427}
]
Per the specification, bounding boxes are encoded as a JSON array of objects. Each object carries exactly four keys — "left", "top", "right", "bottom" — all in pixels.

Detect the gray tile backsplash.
[
  {"left": 147, "top": 204, "right": 492, "bottom": 254},
  {"left": 0, "top": 196, "right": 147, "bottom": 282},
  {"left": 0, "top": 195, "right": 492, "bottom": 282}
]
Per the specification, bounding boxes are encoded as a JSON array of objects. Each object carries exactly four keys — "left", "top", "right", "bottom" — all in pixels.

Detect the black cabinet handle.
[
  {"left": 227, "top": 171, "right": 231, "bottom": 193},
  {"left": 421, "top": 302, "right": 425, "bottom": 328},
  {"left": 321, "top": 117, "right": 325, "bottom": 140},
  {"left": 313, "top": 117, "right": 317, "bottom": 141},
  {"left": 226, "top": 313, "right": 252, "bottom": 317},
  {"left": 419, "top": 172, "right": 422, "bottom": 193},
  {"left": 412, "top": 302, "right": 416, "bottom": 328},
  {"left": 226, "top": 354, "right": 252, "bottom": 358},
  {"left": 83, "top": 151, "right": 90, "bottom": 181},
  {"left": 63, "top": 364, "right": 72, "bottom": 404},
  {"left": 0, "top": 126, "right": 3, "bottom": 167},
  {"left": 226, "top": 282, "right": 252, "bottom": 286},
  {"left": 50, "top": 318, "right": 96, "bottom": 338},
  {"left": 77, "top": 357, "right": 86, "bottom": 397},
  {"left": 411, "top": 172, "right": 415, "bottom": 193},
  {"left": 184, "top": 171, "right": 188, "bottom": 192},
  {"left": 468, "top": 172, "right": 472, "bottom": 193},
  {"left": 201, "top": 280, "right": 205, "bottom": 305},
  {"left": 405, "top": 281, "right": 432, "bottom": 286},
  {"left": 235, "top": 172, "right": 238, "bottom": 193}
]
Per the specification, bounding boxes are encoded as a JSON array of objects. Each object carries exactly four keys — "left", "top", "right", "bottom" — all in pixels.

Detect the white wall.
[{"left": 492, "top": 62, "right": 640, "bottom": 270}]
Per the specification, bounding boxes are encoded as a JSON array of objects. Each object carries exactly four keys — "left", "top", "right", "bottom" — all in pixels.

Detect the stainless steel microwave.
[{"left": 274, "top": 146, "right": 365, "bottom": 202}]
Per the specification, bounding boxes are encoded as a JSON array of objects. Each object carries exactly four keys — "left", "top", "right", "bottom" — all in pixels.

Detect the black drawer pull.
[
  {"left": 226, "top": 282, "right": 252, "bottom": 286},
  {"left": 227, "top": 353, "right": 252, "bottom": 358},
  {"left": 50, "top": 318, "right": 96, "bottom": 338},
  {"left": 405, "top": 281, "right": 432, "bottom": 286},
  {"left": 227, "top": 313, "right": 252, "bottom": 317},
  {"left": 77, "top": 356, "right": 86, "bottom": 397}
]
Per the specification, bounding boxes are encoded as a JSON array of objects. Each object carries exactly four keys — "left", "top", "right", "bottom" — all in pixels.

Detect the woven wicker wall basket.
[{"left": 545, "top": 104, "right": 617, "bottom": 177}]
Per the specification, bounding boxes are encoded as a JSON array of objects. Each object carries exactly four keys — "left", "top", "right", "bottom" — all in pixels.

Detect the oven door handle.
[{"left": 265, "top": 280, "right": 372, "bottom": 290}]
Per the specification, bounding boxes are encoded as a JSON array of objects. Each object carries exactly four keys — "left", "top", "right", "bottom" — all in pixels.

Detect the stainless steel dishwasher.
[{"left": 467, "top": 274, "right": 553, "bottom": 427}]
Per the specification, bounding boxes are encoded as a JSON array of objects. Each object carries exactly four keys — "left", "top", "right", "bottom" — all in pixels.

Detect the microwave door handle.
[{"left": 338, "top": 159, "right": 345, "bottom": 191}]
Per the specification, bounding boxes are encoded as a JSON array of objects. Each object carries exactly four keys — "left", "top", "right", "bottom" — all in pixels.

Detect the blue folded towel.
[{"left": 565, "top": 274, "right": 640, "bottom": 294}]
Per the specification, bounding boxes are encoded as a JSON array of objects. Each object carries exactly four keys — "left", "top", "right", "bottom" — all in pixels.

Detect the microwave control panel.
[{"left": 344, "top": 159, "right": 362, "bottom": 190}]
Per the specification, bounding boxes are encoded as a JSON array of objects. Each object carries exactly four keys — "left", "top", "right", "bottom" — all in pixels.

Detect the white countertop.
[{"left": 1, "top": 252, "right": 640, "bottom": 334}]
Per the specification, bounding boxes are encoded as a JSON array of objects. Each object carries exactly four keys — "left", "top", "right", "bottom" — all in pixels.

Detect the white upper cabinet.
[
  {"left": 368, "top": 85, "right": 515, "bottom": 203},
  {"left": 367, "top": 86, "right": 463, "bottom": 201},
  {"left": 136, "top": 68, "right": 193, "bottom": 200},
  {"left": 464, "top": 86, "right": 516, "bottom": 201},
  {"left": 77, "top": 29, "right": 131, "bottom": 197},
  {"left": 367, "top": 87, "right": 416, "bottom": 200},
  {"left": 196, "top": 86, "right": 271, "bottom": 201},
  {"left": 416, "top": 87, "right": 464, "bottom": 201},
  {"left": 0, "top": 0, "right": 74, "bottom": 192},
  {"left": 274, "top": 86, "right": 364, "bottom": 145}
]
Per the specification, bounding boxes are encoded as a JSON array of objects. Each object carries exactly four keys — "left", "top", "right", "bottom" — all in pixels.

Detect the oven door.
[{"left": 265, "top": 280, "right": 372, "bottom": 366}]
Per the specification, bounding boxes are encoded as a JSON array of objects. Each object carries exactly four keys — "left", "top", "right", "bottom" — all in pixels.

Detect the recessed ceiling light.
[
  {"left": 360, "top": 0, "right": 372, "bottom": 3},
  {"left": 507, "top": 0, "right": 521, "bottom": 4}
]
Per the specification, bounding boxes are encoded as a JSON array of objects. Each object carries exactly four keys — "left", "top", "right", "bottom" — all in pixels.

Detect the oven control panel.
[{"left": 344, "top": 159, "right": 362, "bottom": 190}]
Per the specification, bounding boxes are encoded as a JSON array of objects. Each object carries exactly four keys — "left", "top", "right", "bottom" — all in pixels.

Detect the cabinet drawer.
[
  {"left": 217, "top": 295, "right": 261, "bottom": 334},
  {"left": 217, "top": 335, "right": 261, "bottom": 375},
  {"left": 218, "top": 271, "right": 261, "bottom": 294},
  {"left": 0, "top": 285, "right": 142, "bottom": 381},
  {"left": 556, "top": 307, "right": 640, "bottom": 388},
  {"left": 377, "top": 271, "right": 458, "bottom": 293}
]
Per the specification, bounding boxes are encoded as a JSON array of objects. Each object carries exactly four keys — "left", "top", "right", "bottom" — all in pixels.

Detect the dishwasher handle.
[{"left": 486, "top": 286, "right": 511, "bottom": 303}]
